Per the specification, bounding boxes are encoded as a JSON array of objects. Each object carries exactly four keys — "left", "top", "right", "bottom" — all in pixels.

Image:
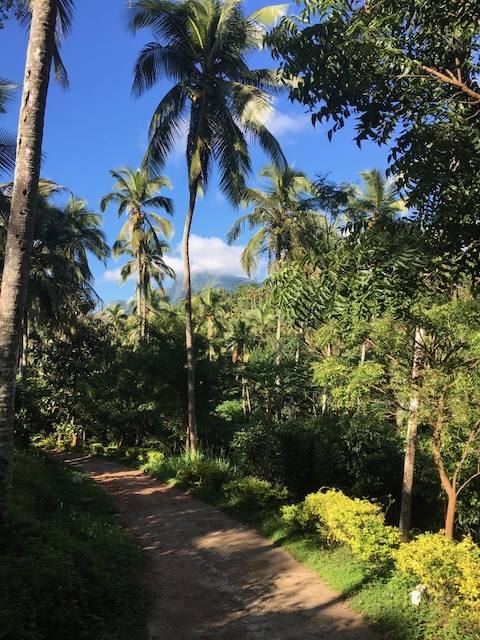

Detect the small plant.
[{"left": 223, "top": 476, "right": 289, "bottom": 510}]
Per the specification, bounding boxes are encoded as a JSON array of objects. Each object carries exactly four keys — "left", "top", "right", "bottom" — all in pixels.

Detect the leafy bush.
[
  {"left": 223, "top": 476, "right": 289, "bottom": 510},
  {"left": 144, "top": 450, "right": 165, "bottom": 466},
  {"left": 175, "top": 459, "right": 232, "bottom": 491},
  {"left": 282, "top": 488, "right": 398, "bottom": 570},
  {"left": 396, "top": 532, "right": 480, "bottom": 636}
]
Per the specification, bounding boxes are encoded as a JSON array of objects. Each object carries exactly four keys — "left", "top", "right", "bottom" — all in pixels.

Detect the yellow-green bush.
[
  {"left": 175, "top": 459, "right": 230, "bottom": 491},
  {"left": 282, "top": 488, "right": 398, "bottom": 569},
  {"left": 145, "top": 450, "right": 165, "bottom": 466},
  {"left": 223, "top": 476, "right": 289, "bottom": 510},
  {"left": 396, "top": 531, "right": 480, "bottom": 632}
]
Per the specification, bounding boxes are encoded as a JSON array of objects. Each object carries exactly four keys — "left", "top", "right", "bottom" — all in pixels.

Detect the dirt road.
[{"left": 49, "top": 451, "right": 384, "bottom": 640}]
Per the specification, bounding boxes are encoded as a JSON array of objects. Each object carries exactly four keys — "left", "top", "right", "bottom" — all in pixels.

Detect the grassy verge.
[
  {"left": 38, "top": 444, "right": 479, "bottom": 640},
  {"left": 130, "top": 448, "right": 479, "bottom": 640},
  {"left": 0, "top": 450, "right": 149, "bottom": 640}
]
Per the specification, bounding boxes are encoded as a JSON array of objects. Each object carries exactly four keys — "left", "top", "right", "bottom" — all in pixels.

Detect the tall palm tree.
[
  {"left": 0, "top": 0, "right": 74, "bottom": 521},
  {"left": 192, "top": 286, "right": 227, "bottom": 361},
  {"left": 115, "top": 228, "right": 175, "bottom": 340},
  {"left": 0, "top": 78, "right": 17, "bottom": 177},
  {"left": 344, "top": 168, "right": 405, "bottom": 231},
  {"left": 100, "top": 167, "right": 174, "bottom": 339},
  {"left": 2, "top": 183, "right": 109, "bottom": 375},
  {"left": 228, "top": 163, "right": 320, "bottom": 377},
  {"left": 128, "top": 0, "right": 286, "bottom": 452},
  {"left": 227, "top": 164, "right": 320, "bottom": 276}
]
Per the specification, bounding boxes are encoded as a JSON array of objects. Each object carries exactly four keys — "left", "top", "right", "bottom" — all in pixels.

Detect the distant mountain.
[{"left": 166, "top": 272, "right": 253, "bottom": 305}]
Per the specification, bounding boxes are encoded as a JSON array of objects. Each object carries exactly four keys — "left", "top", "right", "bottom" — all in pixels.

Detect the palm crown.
[{"left": 128, "top": 0, "right": 287, "bottom": 200}]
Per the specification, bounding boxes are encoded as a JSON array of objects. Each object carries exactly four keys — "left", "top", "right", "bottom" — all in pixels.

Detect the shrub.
[
  {"left": 89, "top": 442, "right": 105, "bottom": 456},
  {"left": 145, "top": 450, "right": 165, "bottom": 467},
  {"left": 175, "top": 459, "right": 231, "bottom": 491},
  {"left": 282, "top": 488, "right": 398, "bottom": 570},
  {"left": 396, "top": 532, "right": 480, "bottom": 635},
  {"left": 223, "top": 476, "right": 289, "bottom": 510}
]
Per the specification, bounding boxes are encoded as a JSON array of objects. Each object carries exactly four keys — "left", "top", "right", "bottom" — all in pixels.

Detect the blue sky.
[{"left": 0, "top": 0, "right": 390, "bottom": 305}]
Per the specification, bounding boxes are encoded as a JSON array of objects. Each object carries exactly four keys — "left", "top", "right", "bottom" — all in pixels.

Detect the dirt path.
[{"left": 48, "top": 451, "right": 384, "bottom": 640}]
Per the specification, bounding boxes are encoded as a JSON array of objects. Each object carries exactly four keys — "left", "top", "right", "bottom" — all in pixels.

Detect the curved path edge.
[{"left": 47, "top": 451, "right": 384, "bottom": 640}]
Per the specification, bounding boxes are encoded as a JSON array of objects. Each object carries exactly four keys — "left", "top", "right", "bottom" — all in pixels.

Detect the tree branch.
[{"left": 421, "top": 65, "right": 480, "bottom": 104}]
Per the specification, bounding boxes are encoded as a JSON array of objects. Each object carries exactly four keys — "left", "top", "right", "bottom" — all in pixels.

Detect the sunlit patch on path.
[{"left": 48, "top": 451, "right": 384, "bottom": 640}]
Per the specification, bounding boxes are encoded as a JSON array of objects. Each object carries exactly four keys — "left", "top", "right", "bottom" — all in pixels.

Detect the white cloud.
[
  {"left": 101, "top": 267, "right": 135, "bottom": 283},
  {"left": 165, "top": 234, "right": 247, "bottom": 278},
  {"left": 265, "top": 110, "right": 311, "bottom": 138},
  {"left": 102, "top": 267, "right": 123, "bottom": 282}
]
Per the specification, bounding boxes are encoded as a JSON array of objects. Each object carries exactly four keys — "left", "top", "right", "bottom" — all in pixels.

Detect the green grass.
[
  {"left": 0, "top": 450, "right": 149, "bottom": 640},
  {"left": 44, "top": 444, "right": 479, "bottom": 640}
]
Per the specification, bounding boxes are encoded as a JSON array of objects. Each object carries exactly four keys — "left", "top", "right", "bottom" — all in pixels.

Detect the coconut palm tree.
[
  {"left": 0, "top": 78, "right": 17, "bottom": 177},
  {"left": 344, "top": 168, "right": 405, "bottom": 232},
  {"left": 227, "top": 164, "right": 320, "bottom": 276},
  {"left": 20, "top": 186, "right": 109, "bottom": 374},
  {"left": 227, "top": 164, "right": 320, "bottom": 387},
  {"left": 192, "top": 286, "right": 227, "bottom": 361},
  {"left": 0, "top": 0, "right": 74, "bottom": 521},
  {"left": 115, "top": 228, "right": 175, "bottom": 340},
  {"left": 100, "top": 167, "right": 174, "bottom": 339},
  {"left": 128, "top": 0, "right": 286, "bottom": 452}
]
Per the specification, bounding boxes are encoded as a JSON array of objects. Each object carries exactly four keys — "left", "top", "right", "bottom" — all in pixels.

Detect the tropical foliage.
[{"left": 2, "top": 2, "right": 480, "bottom": 638}]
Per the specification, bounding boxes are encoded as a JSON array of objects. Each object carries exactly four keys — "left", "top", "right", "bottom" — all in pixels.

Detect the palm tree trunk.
[
  {"left": 183, "top": 186, "right": 197, "bottom": 454},
  {"left": 136, "top": 250, "right": 143, "bottom": 339},
  {"left": 399, "top": 325, "right": 424, "bottom": 542},
  {"left": 0, "top": 0, "right": 57, "bottom": 522},
  {"left": 20, "top": 304, "right": 29, "bottom": 380},
  {"left": 275, "top": 307, "right": 282, "bottom": 420}
]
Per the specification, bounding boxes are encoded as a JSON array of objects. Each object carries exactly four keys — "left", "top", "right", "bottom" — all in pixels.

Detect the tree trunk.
[
  {"left": 275, "top": 307, "right": 282, "bottom": 420},
  {"left": 431, "top": 394, "right": 456, "bottom": 540},
  {"left": 20, "top": 304, "right": 29, "bottom": 379},
  {"left": 321, "top": 343, "right": 331, "bottom": 414},
  {"left": 0, "top": 0, "right": 57, "bottom": 522},
  {"left": 398, "top": 325, "right": 424, "bottom": 542},
  {"left": 136, "top": 250, "right": 144, "bottom": 339},
  {"left": 264, "top": 396, "right": 272, "bottom": 480},
  {"left": 183, "top": 186, "right": 197, "bottom": 454}
]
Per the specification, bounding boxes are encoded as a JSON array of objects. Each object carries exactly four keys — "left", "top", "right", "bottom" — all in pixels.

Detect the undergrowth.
[
  {"left": 38, "top": 442, "right": 480, "bottom": 640},
  {"left": 0, "top": 450, "right": 148, "bottom": 640}
]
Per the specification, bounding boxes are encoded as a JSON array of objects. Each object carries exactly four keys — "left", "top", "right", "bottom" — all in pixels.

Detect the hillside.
[{"left": 166, "top": 272, "right": 253, "bottom": 305}]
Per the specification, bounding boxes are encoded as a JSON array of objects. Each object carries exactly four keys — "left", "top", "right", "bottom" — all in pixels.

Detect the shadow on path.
[{"left": 48, "top": 451, "right": 384, "bottom": 640}]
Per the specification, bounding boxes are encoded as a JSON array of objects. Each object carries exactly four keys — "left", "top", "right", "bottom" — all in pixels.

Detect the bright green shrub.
[
  {"left": 223, "top": 476, "right": 289, "bottom": 510},
  {"left": 145, "top": 450, "right": 165, "bottom": 466},
  {"left": 175, "top": 459, "right": 230, "bottom": 491},
  {"left": 396, "top": 532, "right": 480, "bottom": 633},
  {"left": 89, "top": 442, "right": 105, "bottom": 456},
  {"left": 282, "top": 488, "right": 398, "bottom": 569},
  {"left": 123, "top": 446, "right": 145, "bottom": 461}
]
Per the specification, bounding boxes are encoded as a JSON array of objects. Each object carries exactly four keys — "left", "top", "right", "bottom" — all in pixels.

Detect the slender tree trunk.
[
  {"left": 136, "top": 251, "right": 143, "bottom": 339},
  {"left": 275, "top": 307, "right": 282, "bottom": 420},
  {"left": 0, "top": 0, "right": 57, "bottom": 522},
  {"left": 399, "top": 325, "right": 424, "bottom": 542},
  {"left": 264, "top": 395, "right": 272, "bottom": 480},
  {"left": 183, "top": 187, "right": 197, "bottom": 454},
  {"left": 431, "top": 395, "right": 457, "bottom": 539},
  {"left": 321, "top": 343, "right": 331, "bottom": 414},
  {"left": 20, "top": 304, "right": 29, "bottom": 380}
]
